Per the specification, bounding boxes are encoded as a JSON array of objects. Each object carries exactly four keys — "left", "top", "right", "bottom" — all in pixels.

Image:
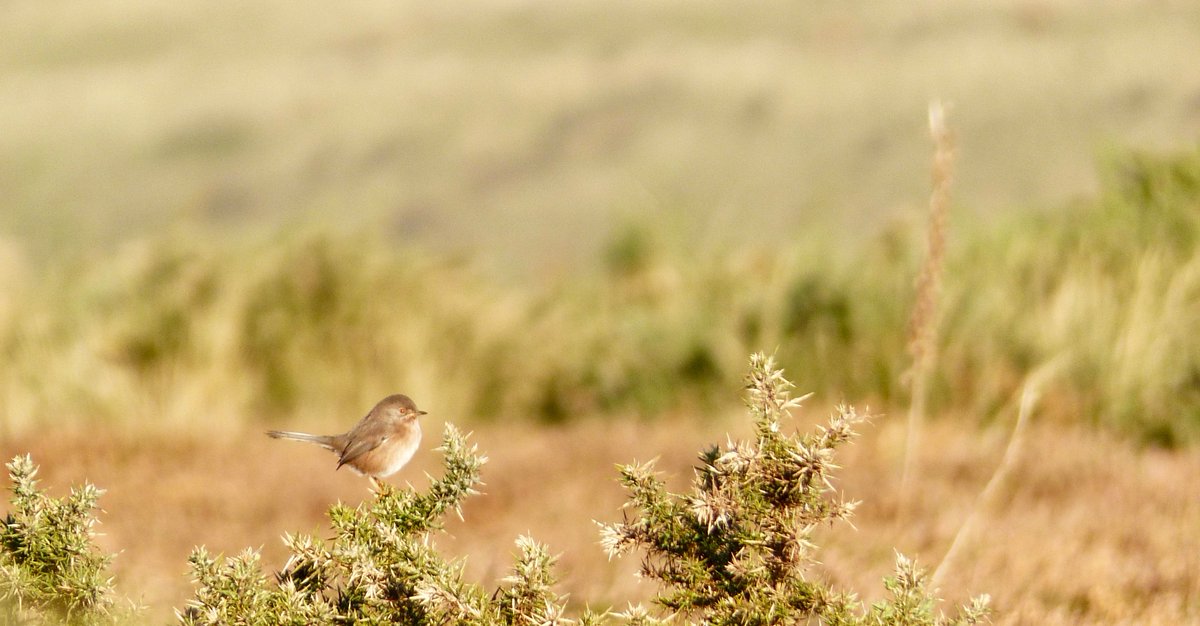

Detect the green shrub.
[
  {"left": 0, "top": 456, "right": 124, "bottom": 625},
  {"left": 598, "top": 354, "right": 988, "bottom": 625}
]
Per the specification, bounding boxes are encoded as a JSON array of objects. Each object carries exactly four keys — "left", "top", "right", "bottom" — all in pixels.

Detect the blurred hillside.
[{"left": 2, "top": 0, "right": 1199, "bottom": 272}]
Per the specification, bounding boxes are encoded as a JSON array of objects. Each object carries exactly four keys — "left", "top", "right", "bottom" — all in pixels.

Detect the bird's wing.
[{"left": 336, "top": 420, "right": 391, "bottom": 469}]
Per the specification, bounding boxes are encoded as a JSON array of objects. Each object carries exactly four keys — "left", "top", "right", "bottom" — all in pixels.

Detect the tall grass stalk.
[{"left": 901, "top": 100, "right": 955, "bottom": 501}]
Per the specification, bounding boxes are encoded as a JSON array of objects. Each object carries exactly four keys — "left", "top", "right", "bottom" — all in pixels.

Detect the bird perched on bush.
[{"left": 267, "top": 394, "right": 426, "bottom": 489}]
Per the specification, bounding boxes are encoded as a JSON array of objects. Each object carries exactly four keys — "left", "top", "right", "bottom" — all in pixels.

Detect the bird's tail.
[{"left": 266, "top": 430, "right": 338, "bottom": 451}]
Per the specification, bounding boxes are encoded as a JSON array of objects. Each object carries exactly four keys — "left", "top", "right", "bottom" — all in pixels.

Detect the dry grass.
[{"left": 4, "top": 411, "right": 1198, "bottom": 624}]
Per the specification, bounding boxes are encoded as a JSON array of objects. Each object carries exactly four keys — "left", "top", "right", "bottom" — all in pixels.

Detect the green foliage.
[
  {"left": 599, "top": 354, "right": 988, "bottom": 625},
  {"left": 0, "top": 456, "right": 123, "bottom": 625},
  {"left": 180, "top": 424, "right": 497, "bottom": 625},
  {"left": 867, "top": 554, "right": 989, "bottom": 626},
  {"left": 181, "top": 424, "right": 586, "bottom": 625}
]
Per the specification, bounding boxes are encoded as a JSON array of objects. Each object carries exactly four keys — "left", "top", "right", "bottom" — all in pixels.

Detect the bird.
[{"left": 266, "top": 394, "right": 426, "bottom": 490}]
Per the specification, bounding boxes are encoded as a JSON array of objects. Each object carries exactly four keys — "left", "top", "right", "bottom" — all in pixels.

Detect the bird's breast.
[{"left": 357, "top": 428, "right": 421, "bottom": 478}]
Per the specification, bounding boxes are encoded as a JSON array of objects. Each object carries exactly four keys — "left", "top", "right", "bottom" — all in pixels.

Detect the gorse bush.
[
  {"left": 173, "top": 354, "right": 986, "bottom": 625},
  {"left": 598, "top": 354, "right": 989, "bottom": 625},
  {"left": 0, "top": 456, "right": 123, "bottom": 625},
  {"left": 180, "top": 423, "right": 492, "bottom": 624}
]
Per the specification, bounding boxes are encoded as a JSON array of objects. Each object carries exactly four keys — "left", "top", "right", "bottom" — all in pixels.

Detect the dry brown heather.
[{"left": 4, "top": 412, "right": 1198, "bottom": 625}]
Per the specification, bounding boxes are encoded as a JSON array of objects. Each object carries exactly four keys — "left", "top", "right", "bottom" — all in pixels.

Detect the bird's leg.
[{"left": 369, "top": 477, "right": 382, "bottom": 492}]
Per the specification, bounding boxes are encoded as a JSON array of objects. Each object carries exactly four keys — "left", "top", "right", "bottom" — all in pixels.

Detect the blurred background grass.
[
  {"left": 3, "top": 149, "right": 1199, "bottom": 443},
  {"left": 1, "top": 0, "right": 1199, "bottom": 440}
]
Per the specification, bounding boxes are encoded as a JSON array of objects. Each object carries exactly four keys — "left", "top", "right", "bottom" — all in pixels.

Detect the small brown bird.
[{"left": 267, "top": 394, "right": 426, "bottom": 489}]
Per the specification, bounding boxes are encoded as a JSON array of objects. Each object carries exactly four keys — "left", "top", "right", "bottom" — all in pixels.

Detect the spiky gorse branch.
[
  {"left": 496, "top": 535, "right": 571, "bottom": 625},
  {"left": 0, "top": 455, "right": 123, "bottom": 625},
  {"left": 181, "top": 423, "right": 490, "bottom": 625},
  {"left": 598, "top": 354, "right": 989, "bottom": 625},
  {"left": 181, "top": 424, "right": 589, "bottom": 626},
  {"left": 869, "top": 554, "right": 990, "bottom": 626}
]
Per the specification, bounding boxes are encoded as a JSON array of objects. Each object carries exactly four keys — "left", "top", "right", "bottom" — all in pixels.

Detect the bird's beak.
[{"left": 417, "top": 410, "right": 428, "bottom": 416}]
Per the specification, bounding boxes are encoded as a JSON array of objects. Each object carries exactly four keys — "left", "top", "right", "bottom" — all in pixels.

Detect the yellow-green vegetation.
[
  {"left": 0, "top": 456, "right": 126, "bottom": 625},
  {"left": 944, "top": 148, "right": 1200, "bottom": 444},
  {"left": 2, "top": 147, "right": 1198, "bottom": 442}
]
